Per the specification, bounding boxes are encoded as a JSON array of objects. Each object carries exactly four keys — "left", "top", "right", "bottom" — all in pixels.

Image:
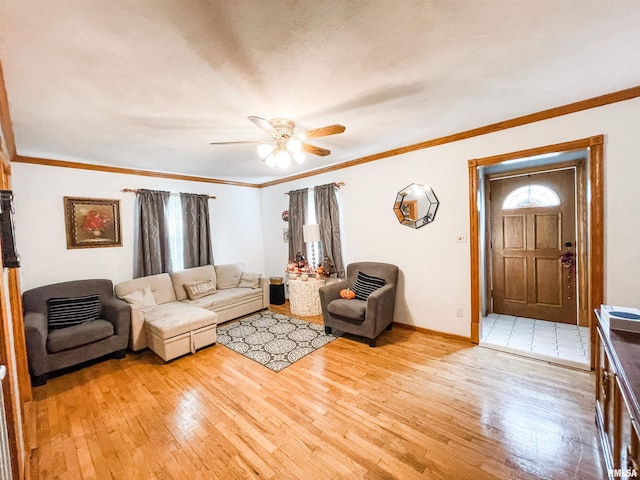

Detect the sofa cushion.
[
  {"left": 182, "top": 287, "right": 261, "bottom": 310},
  {"left": 47, "top": 293, "right": 101, "bottom": 331},
  {"left": 352, "top": 271, "right": 386, "bottom": 301},
  {"left": 46, "top": 319, "right": 114, "bottom": 353},
  {"left": 237, "top": 271, "right": 260, "bottom": 289},
  {"left": 184, "top": 280, "right": 216, "bottom": 300},
  {"left": 143, "top": 302, "right": 217, "bottom": 340},
  {"left": 115, "top": 273, "right": 176, "bottom": 305},
  {"left": 170, "top": 265, "right": 217, "bottom": 301},
  {"left": 215, "top": 263, "right": 244, "bottom": 290},
  {"left": 327, "top": 299, "right": 367, "bottom": 322},
  {"left": 121, "top": 285, "right": 157, "bottom": 312}
]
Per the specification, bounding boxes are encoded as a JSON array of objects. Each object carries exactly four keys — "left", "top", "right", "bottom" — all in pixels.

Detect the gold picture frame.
[{"left": 64, "top": 197, "right": 122, "bottom": 249}]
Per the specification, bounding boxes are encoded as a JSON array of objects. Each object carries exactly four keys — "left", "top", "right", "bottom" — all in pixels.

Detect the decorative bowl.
[{"left": 269, "top": 277, "right": 283, "bottom": 285}]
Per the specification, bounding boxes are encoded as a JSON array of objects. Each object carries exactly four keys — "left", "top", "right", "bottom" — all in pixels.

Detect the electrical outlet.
[
  {"left": 455, "top": 233, "right": 467, "bottom": 243},
  {"left": 455, "top": 306, "right": 463, "bottom": 317}
]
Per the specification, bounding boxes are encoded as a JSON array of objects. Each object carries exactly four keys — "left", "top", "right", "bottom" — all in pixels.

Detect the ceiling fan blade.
[
  {"left": 248, "top": 116, "right": 277, "bottom": 136},
  {"left": 209, "top": 140, "right": 261, "bottom": 145},
  {"left": 302, "top": 143, "right": 331, "bottom": 156},
  {"left": 300, "top": 124, "right": 346, "bottom": 139}
]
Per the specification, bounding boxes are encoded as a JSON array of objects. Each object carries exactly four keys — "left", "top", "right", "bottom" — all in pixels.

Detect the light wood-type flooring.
[{"left": 29, "top": 304, "right": 603, "bottom": 479}]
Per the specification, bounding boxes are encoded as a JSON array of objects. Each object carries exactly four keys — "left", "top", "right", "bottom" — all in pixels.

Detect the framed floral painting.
[{"left": 64, "top": 197, "right": 122, "bottom": 249}]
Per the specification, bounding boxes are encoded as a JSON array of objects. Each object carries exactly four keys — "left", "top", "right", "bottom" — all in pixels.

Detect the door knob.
[{"left": 564, "top": 242, "right": 573, "bottom": 248}]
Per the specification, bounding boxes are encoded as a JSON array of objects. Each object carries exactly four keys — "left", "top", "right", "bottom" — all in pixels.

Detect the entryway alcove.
[{"left": 468, "top": 135, "right": 604, "bottom": 370}]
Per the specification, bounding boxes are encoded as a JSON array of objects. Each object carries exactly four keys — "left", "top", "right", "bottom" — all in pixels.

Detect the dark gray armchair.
[
  {"left": 22, "top": 279, "right": 130, "bottom": 386},
  {"left": 319, "top": 262, "right": 399, "bottom": 347}
]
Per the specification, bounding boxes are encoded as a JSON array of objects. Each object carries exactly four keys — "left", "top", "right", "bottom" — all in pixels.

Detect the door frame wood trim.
[
  {"left": 468, "top": 135, "right": 604, "bottom": 370},
  {"left": 0, "top": 61, "right": 16, "bottom": 162},
  {"left": 0, "top": 145, "right": 23, "bottom": 478}
]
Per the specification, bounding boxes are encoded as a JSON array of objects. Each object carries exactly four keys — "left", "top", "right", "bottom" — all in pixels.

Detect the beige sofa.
[{"left": 115, "top": 263, "right": 268, "bottom": 361}]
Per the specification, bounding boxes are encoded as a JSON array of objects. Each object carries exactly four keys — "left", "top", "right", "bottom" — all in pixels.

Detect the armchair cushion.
[
  {"left": 352, "top": 271, "right": 386, "bottom": 301},
  {"left": 46, "top": 319, "right": 114, "bottom": 353},
  {"left": 47, "top": 293, "right": 101, "bottom": 331},
  {"left": 327, "top": 299, "right": 367, "bottom": 322}
]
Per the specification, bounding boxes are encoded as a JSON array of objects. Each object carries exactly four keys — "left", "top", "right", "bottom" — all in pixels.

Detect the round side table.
[{"left": 288, "top": 277, "right": 325, "bottom": 316}]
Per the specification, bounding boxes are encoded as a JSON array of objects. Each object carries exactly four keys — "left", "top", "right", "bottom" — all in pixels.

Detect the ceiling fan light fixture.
[
  {"left": 275, "top": 150, "right": 292, "bottom": 168},
  {"left": 257, "top": 143, "right": 274, "bottom": 157},
  {"left": 212, "top": 116, "right": 345, "bottom": 168},
  {"left": 265, "top": 154, "right": 277, "bottom": 167},
  {"left": 293, "top": 151, "right": 305, "bottom": 164},
  {"left": 286, "top": 138, "right": 302, "bottom": 153}
]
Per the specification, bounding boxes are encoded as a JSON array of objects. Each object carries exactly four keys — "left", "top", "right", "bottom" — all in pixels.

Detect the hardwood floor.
[{"left": 30, "top": 304, "right": 603, "bottom": 479}]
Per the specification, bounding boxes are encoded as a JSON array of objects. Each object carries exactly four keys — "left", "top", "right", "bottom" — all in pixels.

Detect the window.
[
  {"left": 167, "top": 195, "right": 184, "bottom": 272},
  {"left": 502, "top": 184, "right": 561, "bottom": 210},
  {"left": 306, "top": 189, "right": 318, "bottom": 264}
]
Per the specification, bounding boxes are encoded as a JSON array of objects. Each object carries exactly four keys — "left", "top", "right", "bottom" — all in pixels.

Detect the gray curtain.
[
  {"left": 315, "top": 183, "right": 345, "bottom": 278},
  {"left": 288, "top": 188, "right": 308, "bottom": 262},
  {"left": 180, "top": 193, "right": 213, "bottom": 268},
  {"left": 134, "top": 189, "right": 172, "bottom": 278}
]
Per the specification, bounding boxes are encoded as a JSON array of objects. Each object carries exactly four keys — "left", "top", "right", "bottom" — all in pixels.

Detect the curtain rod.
[
  {"left": 284, "top": 182, "right": 345, "bottom": 195},
  {"left": 122, "top": 188, "right": 216, "bottom": 199}
]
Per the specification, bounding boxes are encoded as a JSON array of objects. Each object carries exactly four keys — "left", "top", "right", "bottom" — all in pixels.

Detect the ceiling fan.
[{"left": 209, "top": 116, "right": 346, "bottom": 168}]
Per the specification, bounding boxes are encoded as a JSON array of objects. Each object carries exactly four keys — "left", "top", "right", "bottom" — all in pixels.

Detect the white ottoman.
[{"left": 143, "top": 302, "right": 218, "bottom": 361}]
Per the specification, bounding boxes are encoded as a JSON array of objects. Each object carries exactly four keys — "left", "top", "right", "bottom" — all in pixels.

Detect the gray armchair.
[
  {"left": 22, "top": 279, "right": 130, "bottom": 386},
  {"left": 319, "top": 262, "right": 399, "bottom": 347}
]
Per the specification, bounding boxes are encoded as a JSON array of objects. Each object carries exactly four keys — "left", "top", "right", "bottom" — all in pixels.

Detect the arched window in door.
[{"left": 502, "top": 184, "right": 561, "bottom": 209}]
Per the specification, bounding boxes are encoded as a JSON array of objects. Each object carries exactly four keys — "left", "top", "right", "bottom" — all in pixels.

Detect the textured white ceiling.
[{"left": 1, "top": 0, "right": 639, "bottom": 183}]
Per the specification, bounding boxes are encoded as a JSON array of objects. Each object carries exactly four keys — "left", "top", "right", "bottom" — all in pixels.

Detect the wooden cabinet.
[
  {"left": 595, "top": 324, "right": 615, "bottom": 465},
  {"left": 595, "top": 311, "right": 640, "bottom": 478}
]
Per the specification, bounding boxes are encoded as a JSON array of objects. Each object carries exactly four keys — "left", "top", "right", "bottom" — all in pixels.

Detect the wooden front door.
[{"left": 490, "top": 169, "right": 577, "bottom": 324}]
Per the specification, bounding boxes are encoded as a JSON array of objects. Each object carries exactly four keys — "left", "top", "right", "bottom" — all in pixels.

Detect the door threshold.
[{"left": 479, "top": 341, "right": 590, "bottom": 371}]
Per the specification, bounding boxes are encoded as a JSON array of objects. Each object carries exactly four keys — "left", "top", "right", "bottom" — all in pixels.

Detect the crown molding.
[
  {"left": 7, "top": 86, "right": 640, "bottom": 188},
  {"left": 12, "top": 155, "right": 259, "bottom": 188},
  {"left": 257, "top": 86, "right": 640, "bottom": 188}
]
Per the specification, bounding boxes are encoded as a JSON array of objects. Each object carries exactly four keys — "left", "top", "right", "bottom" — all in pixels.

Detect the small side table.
[
  {"left": 269, "top": 283, "right": 285, "bottom": 305},
  {"left": 288, "top": 277, "right": 325, "bottom": 316}
]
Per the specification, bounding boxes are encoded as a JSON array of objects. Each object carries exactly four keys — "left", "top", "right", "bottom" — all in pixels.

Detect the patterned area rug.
[{"left": 217, "top": 311, "right": 340, "bottom": 371}]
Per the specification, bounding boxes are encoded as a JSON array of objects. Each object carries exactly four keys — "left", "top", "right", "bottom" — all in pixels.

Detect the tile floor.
[{"left": 480, "top": 313, "right": 590, "bottom": 369}]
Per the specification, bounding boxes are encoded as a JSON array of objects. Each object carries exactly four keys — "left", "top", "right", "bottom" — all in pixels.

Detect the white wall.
[
  {"left": 12, "top": 163, "right": 265, "bottom": 291},
  {"left": 10, "top": 97, "right": 640, "bottom": 335},
  {"left": 260, "top": 97, "right": 640, "bottom": 337}
]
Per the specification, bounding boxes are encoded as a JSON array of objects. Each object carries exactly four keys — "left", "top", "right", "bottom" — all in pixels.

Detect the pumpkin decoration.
[{"left": 340, "top": 288, "right": 356, "bottom": 300}]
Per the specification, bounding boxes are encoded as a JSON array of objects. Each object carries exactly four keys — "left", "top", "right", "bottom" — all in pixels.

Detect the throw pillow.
[
  {"left": 238, "top": 271, "right": 260, "bottom": 289},
  {"left": 184, "top": 280, "right": 216, "bottom": 300},
  {"left": 352, "top": 271, "right": 386, "bottom": 301},
  {"left": 122, "top": 285, "right": 157, "bottom": 312},
  {"left": 47, "top": 293, "right": 101, "bottom": 331}
]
